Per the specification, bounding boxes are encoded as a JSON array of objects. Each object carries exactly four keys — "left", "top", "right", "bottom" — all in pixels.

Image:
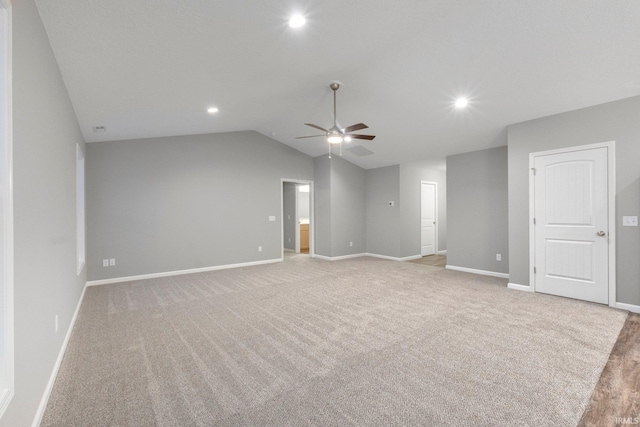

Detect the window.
[
  {"left": 76, "top": 144, "right": 85, "bottom": 274},
  {"left": 0, "top": 0, "right": 14, "bottom": 417}
]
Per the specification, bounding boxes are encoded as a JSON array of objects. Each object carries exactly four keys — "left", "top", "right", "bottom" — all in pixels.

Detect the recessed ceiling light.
[
  {"left": 288, "top": 14, "right": 306, "bottom": 28},
  {"left": 207, "top": 107, "right": 219, "bottom": 114},
  {"left": 455, "top": 98, "right": 469, "bottom": 109}
]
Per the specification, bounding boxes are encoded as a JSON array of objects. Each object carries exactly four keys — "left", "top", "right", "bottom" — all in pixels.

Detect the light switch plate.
[
  {"left": 269, "top": 215, "right": 276, "bottom": 221},
  {"left": 623, "top": 216, "right": 638, "bottom": 226}
]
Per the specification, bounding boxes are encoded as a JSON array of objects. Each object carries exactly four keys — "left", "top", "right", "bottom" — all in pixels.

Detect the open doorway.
[{"left": 281, "top": 179, "right": 313, "bottom": 260}]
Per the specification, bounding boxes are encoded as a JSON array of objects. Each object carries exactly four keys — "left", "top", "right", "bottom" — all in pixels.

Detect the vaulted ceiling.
[{"left": 35, "top": 0, "right": 640, "bottom": 170}]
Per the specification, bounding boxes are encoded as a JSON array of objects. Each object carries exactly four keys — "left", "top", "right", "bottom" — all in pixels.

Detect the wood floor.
[
  {"left": 579, "top": 312, "right": 640, "bottom": 427},
  {"left": 409, "top": 254, "right": 447, "bottom": 268},
  {"left": 408, "top": 255, "right": 640, "bottom": 425}
]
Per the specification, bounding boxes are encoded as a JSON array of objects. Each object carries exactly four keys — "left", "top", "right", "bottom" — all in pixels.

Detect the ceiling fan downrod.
[{"left": 295, "top": 81, "right": 376, "bottom": 158}]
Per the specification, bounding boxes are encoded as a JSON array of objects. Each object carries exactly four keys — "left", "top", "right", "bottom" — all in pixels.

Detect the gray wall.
[
  {"left": 313, "top": 155, "right": 366, "bottom": 258},
  {"left": 2, "top": 1, "right": 87, "bottom": 425},
  {"left": 298, "top": 190, "right": 309, "bottom": 219},
  {"left": 86, "top": 131, "right": 313, "bottom": 281},
  {"left": 330, "top": 156, "right": 366, "bottom": 256},
  {"left": 508, "top": 95, "right": 640, "bottom": 305},
  {"left": 447, "top": 146, "right": 508, "bottom": 274},
  {"left": 399, "top": 164, "right": 447, "bottom": 257},
  {"left": 366, "top": 165, "right": 401, "bottom": 257},
  {"left": 313, "top": 155, "right": 332, "bottom": 256},
  {"left": 365, "top": 164, "right": 447, "bottom": 259},
  {"left": 283, "top": 182, "right": 296, "bottom": 251}
]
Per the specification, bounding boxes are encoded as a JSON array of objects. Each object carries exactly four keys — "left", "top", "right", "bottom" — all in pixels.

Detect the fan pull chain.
[{"left": 328, "top": 141, "right": 332, "bottom": 159}]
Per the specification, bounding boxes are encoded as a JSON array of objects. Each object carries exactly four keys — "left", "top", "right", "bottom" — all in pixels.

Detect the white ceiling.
[{"left": 35, "top": 0, "right": 640, "bottom": 170}]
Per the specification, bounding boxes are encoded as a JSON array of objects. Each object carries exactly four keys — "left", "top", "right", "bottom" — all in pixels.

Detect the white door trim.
[
  {"left": 280, "top": 179, "right": 314, "bottom": 259},
  {"left": 294, "top": 185, "right": 300, "bottom": 253},
  {"left": 421, "top": 181, "right": 438, "bottom": 255},
  {"left": 529, "top": 141, "right": 616, "bottom": 307},
  {"left": 0, "top": 0, "right": 14, "bottom": 417}
]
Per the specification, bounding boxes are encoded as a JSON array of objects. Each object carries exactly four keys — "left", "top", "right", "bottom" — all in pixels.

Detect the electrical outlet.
[
  {"left": 288, "top": 238, "right": 291, "bottom": 243},
  {"left": 496, "top": 254, "right": 502, "bottom": 261},
  {"left": 109, "top": 259, "right": 115, "bottom": 266},
  {"left": 55, "top": 315, "right": 59, "bottom": 333},
  {"left": 269, "top": 216, "right": 276, "bottom": 222},
  {"left": 103, "top": 259, "right": 108, "bottom": 267},
  {"left": 350, "top": 241, "right": 353, "bottom": 247},
  {"left": 258, "top": 246, "right": 262, "bottom": 252}
]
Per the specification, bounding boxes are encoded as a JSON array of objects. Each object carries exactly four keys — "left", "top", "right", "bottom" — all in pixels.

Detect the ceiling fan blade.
[
  {"left": 295, "top": 135, "right": 325, "bottom": 139},
  {"left": 349, "top": 134, "right": 376, "bottom": 141},
  {"left": 344, "top": 123, "right": 368, "bottom": 133},
  {"left": 305, "top": 123, "right": 329, "bottom": 133}
]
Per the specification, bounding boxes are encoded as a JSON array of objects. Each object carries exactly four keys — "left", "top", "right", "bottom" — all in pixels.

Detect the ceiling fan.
[{"left": 296, "top": 82, "right": 375, "bottom": 157}]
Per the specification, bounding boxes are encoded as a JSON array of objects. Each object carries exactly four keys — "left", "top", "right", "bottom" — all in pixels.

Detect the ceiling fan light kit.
[
  {"left": 327, "top": 132, "right": 343, "bottom": 144},
  {"left": 296, "top": 82, "right": 376, "bottom": 157}
]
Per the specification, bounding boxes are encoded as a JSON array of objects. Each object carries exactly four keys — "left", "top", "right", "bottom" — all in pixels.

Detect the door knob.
[{"left": 597, "top": 231, "right": 606, "bottom": 237}]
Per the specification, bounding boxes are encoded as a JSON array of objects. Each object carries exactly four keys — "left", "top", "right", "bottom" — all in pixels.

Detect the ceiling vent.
[{"left": 348, "top": 145, "right": 374, "bottom": 157}]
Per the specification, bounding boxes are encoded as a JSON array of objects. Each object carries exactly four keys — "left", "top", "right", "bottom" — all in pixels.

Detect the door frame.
[
  {"left": 529, "top": 141, "right": 616, "bottom": 307},
  {"left": 294, "top": 185, "right": 299, "bottom": 253},
  {"left": 280, "top": 179, "right": 314, "bottom": 259},
  {"left": 0, "top": 0, "right": 14, "bottom": 417},
  {"left": 420, "top": 181, "right": 438, "bottom": 256}
]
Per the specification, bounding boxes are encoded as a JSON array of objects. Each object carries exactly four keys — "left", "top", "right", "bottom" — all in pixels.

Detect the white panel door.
[
  {"left": 421, "top": 182, "right": 436, "bottom": 256},
  {"left": 533, "top": 147, "right": 608, "bottom": 304}
]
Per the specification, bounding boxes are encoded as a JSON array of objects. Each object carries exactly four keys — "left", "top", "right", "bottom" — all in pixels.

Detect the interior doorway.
[{"left": 281, "top": 179, "right": 313, "bottom": 259}]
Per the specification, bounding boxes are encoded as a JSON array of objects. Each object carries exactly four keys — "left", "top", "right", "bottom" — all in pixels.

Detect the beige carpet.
[{"left": 42, "top": 255, "right": 627, "bottom": 426}]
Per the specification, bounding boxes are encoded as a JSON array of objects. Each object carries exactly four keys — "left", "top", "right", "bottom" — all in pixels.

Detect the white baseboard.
[
  {"left": 365, "top": 253, "right": 422, "bottom": 262},
  {"left": 32, "top": 283, "right": 87, "bottom": 427},
  {"left": 283, "top": 248, "right": 295, "bottom": 253},
  {"left": 313, "top": 253, "right": 366, "bottom": 261},
  {"left": 445, "top": 265, "right": 509, "bottom": 279},
  {"left": 507, "top": 282, "right": 533, "bottom": 292},
  {"left": 437, "top": 250, "right": 447, "bottom": 255},
  {"left": 615, "top": 302, "right": 640, "bottom": 314},
  {"left": 87, "top": 258, "right": 282, "bottom": 286}
]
